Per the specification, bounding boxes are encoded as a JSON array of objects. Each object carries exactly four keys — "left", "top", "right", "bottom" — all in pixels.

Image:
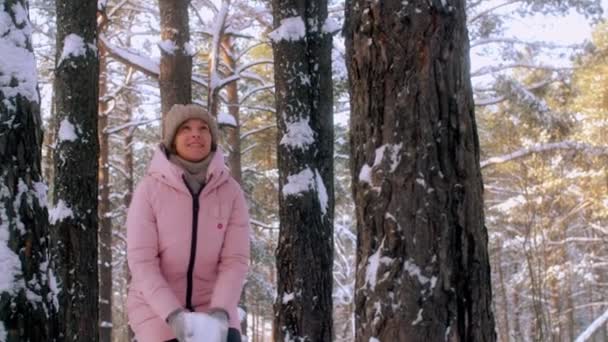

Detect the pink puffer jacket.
[{"left": 126, "top": 146, "right": 250, "bottom": 342}]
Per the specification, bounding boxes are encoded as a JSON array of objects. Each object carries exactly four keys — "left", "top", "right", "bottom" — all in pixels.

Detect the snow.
[
  {"left": 158, "top": 39, "right": 177, "bottom": 55},
  {"left": 575, "top": 308, "right": 608, "bottom": 342},
  {"left": 412, "top": 309, "right": 423, "bottom": 325},
  {"left": 269, "top": 16, "right": 306, "bottom": 42},
  {"left": 282, "top": 292, "right": 294, "bottom": 304},
  {"left": 369, "top": 338, "right": 380, "bottom": 342},
  {"left": 0, "top": 1, "right": 39, "bottom": 107},
  {"left": 48, "top": 199, "right": 74, "bottom": 224},
  {"left": 282, "top": 168, "right": 314, "bottom": 197},
  {"left": 0, "top": 202, "right": 21, "bottom": 296},
  {"left": 218, "top": 112, "right": 237, "bottom": 127},
  {"left": 365, "top": 239, "right": 393, "bottom": 290},
  {"left": 314, "top": 169, "right": 328, "bottom": 215},
  {"left": 58, "top": 33, "right": 96, "bottom": 66},
  {"left": 403, "top": 259, "right": 436, "bottom": 289},
  {"left": 280, "top": 117, "right": 315, "bottom": 150},
  {"left": 48, "top": 266, "right": 60, "bottom": 310},
  {"left": 358, "top": 164, "right": 373, "bottom": 185},
  {"left": 322, "top": 17, "right": 340, "bottom": 34},
  {"left": 58, "top": 118, "right": 78, "bottom": 142},
  {"left": 358, "top": 143, "right": 402, "bottom": 190},
  {"left": 33, "top": 181, "right": 48, "bottom": 208},
  {"left": 184, "top": 41, "right": 196, "bottom": 56}
]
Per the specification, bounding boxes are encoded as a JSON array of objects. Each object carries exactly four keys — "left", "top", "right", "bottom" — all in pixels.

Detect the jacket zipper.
[{"left": 185, "top": 179, "right": 202, "bottom": 311}]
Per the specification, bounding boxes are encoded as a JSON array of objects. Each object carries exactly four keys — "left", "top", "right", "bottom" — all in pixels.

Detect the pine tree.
[
  {"left": 0, "top": 1, "right": 57, "bottom": 340},
  {"left": 51, "top": 0, "right": 99, "bottom": 340},
  {"left": 345, "top": 0, "right": 496, "bottom": 340},
  {"left": 271, "top": 0, "right": 335, "bottom": 340}
]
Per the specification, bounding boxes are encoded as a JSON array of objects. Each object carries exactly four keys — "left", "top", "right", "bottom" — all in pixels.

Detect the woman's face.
[{"left": 173, "top": 118, "right": 212, "bottom": 162}]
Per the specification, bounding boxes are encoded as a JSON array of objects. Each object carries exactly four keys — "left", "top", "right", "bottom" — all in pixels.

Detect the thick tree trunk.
[
  {"left": 158, "top": 0, "right": 192, "bottom": 118},
  {"left": 0, "top": 2, "right": 57, "bottom": 340},
  {"left": 271, "top": 0, "right": 334, "bottom": 341},
  {"left": 52, "top": 0, "right": 99, "bottom": 340},
  {"left": 345, "top": 0, "right": 496, "bottom": 341},
  {"left": 98, "top": 42, "right": 112, "bottom": 342}
]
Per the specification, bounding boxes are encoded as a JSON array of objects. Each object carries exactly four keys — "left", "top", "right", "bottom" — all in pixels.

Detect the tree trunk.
[
  {"left": 123, "top": 91, "right": 135, "bottom": 342},
  {"left": 345, "top": 0, "right": 496, "bottom": 341},
  {"left": 0, "top": 1, "right": 57, "bottom": 340},
  {"left": 52, "top": 0, "right": 99, "bottom": 340},
  {"left": 271, "top": 0, "right": 334, "bottom": 341},
  {"left": 496, "top": 241, "right": 511, "bottom": 342},
  {"left": 221, "top": 35, "right": 248, "bottom": 334},
  {"left": 98, "top": 41, "right": 112, "bottom": 342},
  {"left": 222, "top": 36, "right": 243, "bottom": 184},
  {"left": 158, "top": 0, "right": 192, "bottom": 119}
]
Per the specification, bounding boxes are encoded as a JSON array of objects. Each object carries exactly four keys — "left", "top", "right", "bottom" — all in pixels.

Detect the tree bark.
[
  {"left": 271, "top": 0, "right": 334, "bottom": 341},
  {"left": 158, "top": 0, "right": 192, "bottom": 119},
  {"left": 52, "top": 0, "right": 99, "bottom": 340},
  {"left": 345, "top": 0, "right": 496, "bottom": 340},
  {"left": 0, "top": 1, "right": 57, "bottom": 340}
]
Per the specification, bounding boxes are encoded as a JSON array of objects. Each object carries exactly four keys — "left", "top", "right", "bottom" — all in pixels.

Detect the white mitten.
[
  {"left": 186, "top": 311, "right": 229, "bottom": 342},
  {"left": 167, "top": 309, "right": 194, "bottom": 342}
]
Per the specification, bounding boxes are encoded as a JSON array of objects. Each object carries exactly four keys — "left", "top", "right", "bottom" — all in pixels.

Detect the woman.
[{"left": 126, "top": 104, "right": 250, "bottom": 342}]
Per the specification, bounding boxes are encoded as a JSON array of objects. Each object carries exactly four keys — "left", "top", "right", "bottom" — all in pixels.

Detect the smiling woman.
[{"left": 126, "top": 104, "right": 250, "bottom": 342}]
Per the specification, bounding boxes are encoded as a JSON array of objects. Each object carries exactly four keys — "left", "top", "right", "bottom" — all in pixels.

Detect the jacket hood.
[{"left": 146, "top": 144, "right": 230, "bottom": 194}]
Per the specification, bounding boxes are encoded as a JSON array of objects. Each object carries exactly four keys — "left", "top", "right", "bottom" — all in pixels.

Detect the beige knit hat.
[{"left": 162, "top": 104, "right": 219, "bottom": 153}]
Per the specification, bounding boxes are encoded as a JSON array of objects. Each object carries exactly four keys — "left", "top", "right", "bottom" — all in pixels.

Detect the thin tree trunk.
[
  {"left": 345, "top": 0, "right": 496, "bottom": 340},
  {"left": 0, "top": 2, "right": 57, "bottom": 340},
  {"left": 222, "top": 36, "right": 243, "bottom": 183},
  {"left": 52, "top": 0, "right": 99, "bottom": 340},
  {"left": 497, "top": 241, "right": 511, "bottom": 342},
  {"left": 271, "top": 0, "right": 335, "bottom": 341},
  {"left": 98, "top": 40, "right": 113, "bottom": 342},
  {"left": 158, "top": 0, "right": 192, "bottom": 118}
]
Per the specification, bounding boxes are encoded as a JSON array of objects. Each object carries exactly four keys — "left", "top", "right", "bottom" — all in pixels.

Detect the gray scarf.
[{"left": 168, "top": 152, "right": 215, "bottom": 194}]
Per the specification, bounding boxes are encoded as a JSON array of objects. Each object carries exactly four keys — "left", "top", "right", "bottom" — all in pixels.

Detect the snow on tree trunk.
[
  {"left": 271, "top": 0, "right": 334, "bottom": 340},
  {"left": 158, "top": 0, "right": 192, "bottom": 117},
  {"left": 344, "top": 0, "right": 496, "bottom": 340},
  {"left": 52, "top": 0, "right": 99, "bottom": 340},
  {"left": 0, "top": 1, "right": 58, "bottom": 340}
]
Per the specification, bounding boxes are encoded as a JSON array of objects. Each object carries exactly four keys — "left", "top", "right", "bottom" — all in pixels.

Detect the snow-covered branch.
[
  {"left": 104, "top": 117, "right": 159, "bottom": 135},
  {"left": 481, "top": 141, "right": 608, "bottom": 169},
  {"left": 471, "top": 37, "right": 584, "bottom": 49},
  {"left": 99, "top": 34, "right": 159, "bottom": 77},
  {"left": 475, "top": 78, "right": 560, "bottom": 107},
  {"left": 468, "top": 0, "right": 523, "bottom": 24},
  {"left": 240, "top": 124, "right": 276, "bottom": 140},
  {"left": 251, "top": 219, "right": 278, "bottom": 230},
  {"left": 575, "top": 308, "right": 608, "bottom": 342},
  {"left": 471, "top": 63, "right": 574, "bottom": 78},
  {"left": 100, "top": 34, "right": 209, "bottom": 88},
  {"left": 239, "top": 84, "right": 274, "bottom": 105}
]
